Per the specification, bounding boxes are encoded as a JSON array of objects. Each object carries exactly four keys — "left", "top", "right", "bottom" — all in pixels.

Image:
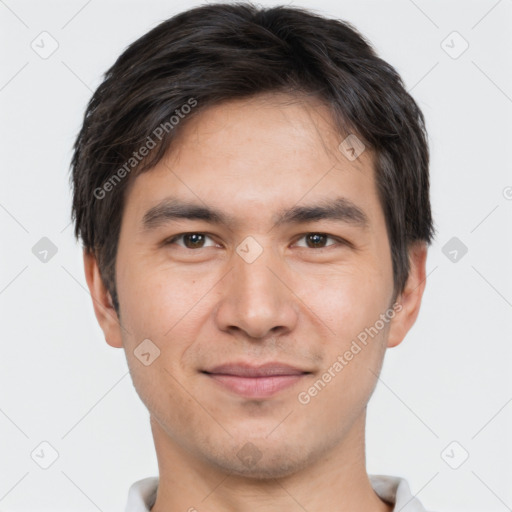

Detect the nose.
[{"left": 214, "top": 240, "right": 299, "bottom": 341}]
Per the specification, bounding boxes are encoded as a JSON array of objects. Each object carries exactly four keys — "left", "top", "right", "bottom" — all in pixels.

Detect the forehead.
[
  {"left": 171, "top": 92, "right": 360, "bottom": 160},
  {"left": 123, "top": 92, "right": 379, "bottom": 230}
]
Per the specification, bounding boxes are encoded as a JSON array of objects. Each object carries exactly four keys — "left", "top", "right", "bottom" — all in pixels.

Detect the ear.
[
  {"left": 387, "top": 241, "right": 428, "bottom": 349},
  {"left": 83, "top": 249, "right": 124, "bottom": 348}
]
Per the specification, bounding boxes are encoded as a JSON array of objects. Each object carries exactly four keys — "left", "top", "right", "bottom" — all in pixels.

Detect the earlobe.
[
  {"left": 83, "top": 249, "right": 124, "bottom": 349},
  {"left": 386, "top": 242, "right": 428, "bottom": 349}
]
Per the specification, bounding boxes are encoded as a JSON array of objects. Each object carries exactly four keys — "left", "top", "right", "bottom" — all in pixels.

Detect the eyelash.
[{"left": 164, "top": 232, "right": 349, "bottom": 250}]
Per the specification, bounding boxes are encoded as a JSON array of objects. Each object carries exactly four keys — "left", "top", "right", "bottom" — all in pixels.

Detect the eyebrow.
[{"left": 140, "top": 196, "right": 369, "bottom": 232}]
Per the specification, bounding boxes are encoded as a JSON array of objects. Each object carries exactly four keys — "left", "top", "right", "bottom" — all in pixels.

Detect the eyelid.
[
  {"left": 165, "top": 232, "right": 218, "bottom": 248},
  {"left": 164, "top": 232, "right": 350, "bottom": 249},
  {"left": 292, "top": 233, "right": 345, "bottom": 248}
]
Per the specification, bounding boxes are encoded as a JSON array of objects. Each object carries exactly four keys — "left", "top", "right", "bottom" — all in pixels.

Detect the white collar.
[{"left": 125, "top": 474, "right": 432, "bottom": 511}]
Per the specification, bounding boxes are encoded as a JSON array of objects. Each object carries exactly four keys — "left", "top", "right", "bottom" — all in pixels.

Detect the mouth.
[{"left": 201, "top": 362, "right": 312, "bottom": 399}]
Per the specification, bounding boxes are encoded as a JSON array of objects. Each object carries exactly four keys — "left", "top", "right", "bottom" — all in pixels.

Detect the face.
[{"left": 85, "top": 92, "right": 426, "bottom": 479}]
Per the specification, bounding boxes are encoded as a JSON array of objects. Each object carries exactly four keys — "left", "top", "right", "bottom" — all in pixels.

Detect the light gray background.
[{"left": 1, "top": 0, "right": 511, "bottom": 510}]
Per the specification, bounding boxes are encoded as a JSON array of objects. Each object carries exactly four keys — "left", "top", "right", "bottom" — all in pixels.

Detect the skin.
[{"left": 84, "top": 92, "right": 427, "bottom": 512}]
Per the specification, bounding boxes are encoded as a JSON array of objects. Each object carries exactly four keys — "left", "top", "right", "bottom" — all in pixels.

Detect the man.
[{"left": 70, "top": 3, "right": 436, "bottom": 511}]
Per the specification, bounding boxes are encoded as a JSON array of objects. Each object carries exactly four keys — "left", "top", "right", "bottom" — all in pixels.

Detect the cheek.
[
  {"left": 118, "top": 260, "right": 208, "bottom": 340},
  {"left": 118, "top": 263, "right": 218, "bottom": 404},
  {"left": 296, "top": 312, "right": 389, "bottom": 431},
  {"left": 302, "top": 270, "right": 390, "bottom": 399},
  {"left": 309, "top": 267, "right": 389, "bottom": 346},
  {"left": 127, "top": 353, "right": 205, "bottom": 445}
]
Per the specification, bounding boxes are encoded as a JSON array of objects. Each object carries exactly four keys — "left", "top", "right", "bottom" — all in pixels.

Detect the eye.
[
  {"left": 293, "top": 233, "right": 344, "bottom": 249},
  {"left": 164, "top": 232, "right": 348, "bottom": 251},
  {"left": 165, "top": 232, "right": 218, "bottom": 249}
]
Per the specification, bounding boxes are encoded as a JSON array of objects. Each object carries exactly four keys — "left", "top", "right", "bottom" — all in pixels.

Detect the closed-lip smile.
[{"left": 201, "top": 361, "right": 312, "bottom": 398}]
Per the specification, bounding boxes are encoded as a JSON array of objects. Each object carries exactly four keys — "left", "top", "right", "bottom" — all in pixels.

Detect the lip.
[
  {"left": 201, "top": 362, "right": 311, "bottom": 399},
  {"left": 204, "top": 362, "right": 309, "bottom": 377}
]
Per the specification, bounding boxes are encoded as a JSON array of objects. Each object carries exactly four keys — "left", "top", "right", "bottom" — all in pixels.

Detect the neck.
[{"left": 149, "top": 409, "right": 392, "bottom": 512}]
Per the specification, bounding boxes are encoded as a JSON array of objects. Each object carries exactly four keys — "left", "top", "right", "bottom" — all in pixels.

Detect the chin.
[{"left": 203, "top": 439, "right": 315, "bottom": 480}]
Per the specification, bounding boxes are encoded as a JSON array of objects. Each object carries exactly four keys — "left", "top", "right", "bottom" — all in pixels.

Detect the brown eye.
[
  {"left": 166, "top": 233, "right": 216, "bottom": 249},
  {"left": 295, "top": 233, "right": 339, "bottom": 249},
  {"left": 306, "top": 233, "right": 328, "bottom": 248},
  {"left": 183, "top": 233, "right": 206, "bottom": 248}
]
